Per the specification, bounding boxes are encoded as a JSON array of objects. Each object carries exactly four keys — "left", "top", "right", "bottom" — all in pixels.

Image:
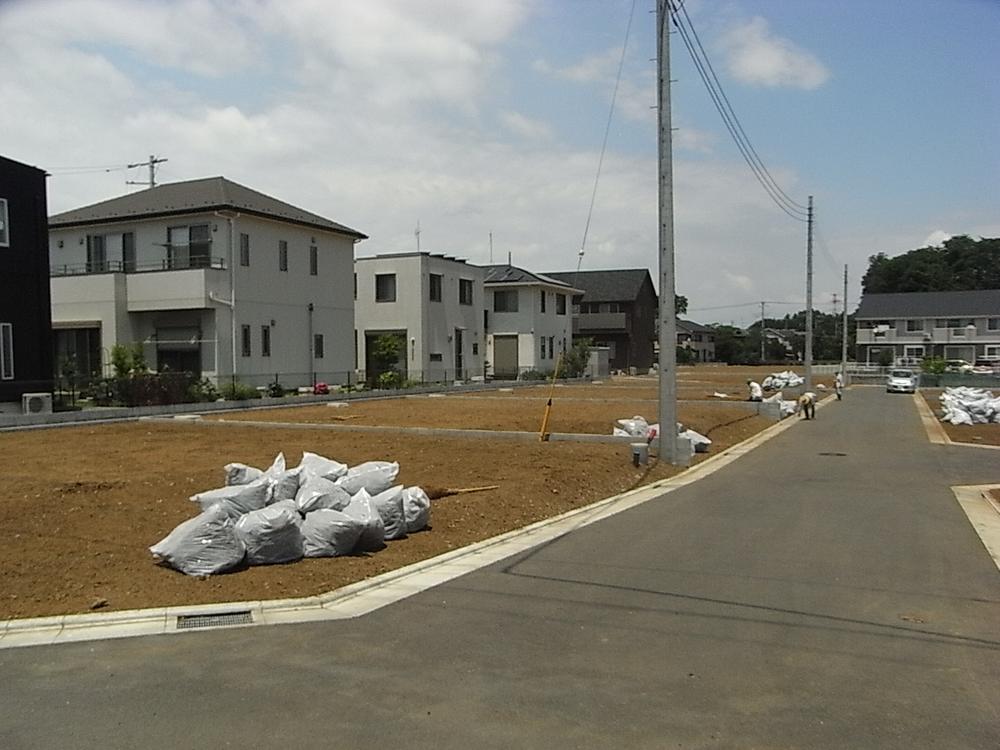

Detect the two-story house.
[
  {"left": 544, "top": 269, "right": 657, "bottom": 372},
  {"left": 48, "top": 177, "right": 366, "bottom": 387},
  {"left": 482, "top": 264, "right": 579, "bottom": 378},
  {"left": 0, "top": 155, "right": 53, "bottom": 410},
  {"left": 854, "top": 289, "right": 1000, "bottom": 365},
  {"left": 354, "top": 252, "right": 485, "bottom": 383},
  {"left": 676, "top": 319, "right": 716, "bottom": 362}
]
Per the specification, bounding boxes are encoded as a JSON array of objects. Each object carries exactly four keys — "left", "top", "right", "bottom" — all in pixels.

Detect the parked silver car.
[{"left": 886, "top": 368, "right": 918, "bottom": 393}]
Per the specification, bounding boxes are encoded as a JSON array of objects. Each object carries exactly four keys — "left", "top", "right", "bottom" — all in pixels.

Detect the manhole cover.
[
  {"left": 818, "top": 452, "right": 847, "bottom": 457},
  {"left": 176, "top": 610, "right": 253, "bottom": 630}
]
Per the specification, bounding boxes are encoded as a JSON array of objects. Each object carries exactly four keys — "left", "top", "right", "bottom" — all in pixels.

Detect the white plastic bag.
[
  {"left": 297, "top": 451, "right": 348, "bottom": 482},
  {"left": 337, "top": 461, "right": 400, "bottom": 496},
  {"left": 301, "top": 509, "right": 363, "bottom": 557},
  {"left": 342, "top": 488, "right": 386, "bottom": 552},
  {"left": 370, "top": 485, "right": 407, "bottom": 540},
  {"left": 234, "top": 500, "right": 303, "bottom": 565},
  {"left": 402, "top": 486, "right": 431, "bottom": 533},
  {"left": 295, "top": 475, "right": 353, "bottom": 514},
  {"left": 150, "top": 505, "right": 246, "bottom": 576},
  {"left": 614, "top": 416, "right": 649, "bottom": 438},
  {"left": 190, "top": 479, "right": 269, "bottom": 518},
  {"left": 224, "top": 462, "right": 264, "bottom": 486}
]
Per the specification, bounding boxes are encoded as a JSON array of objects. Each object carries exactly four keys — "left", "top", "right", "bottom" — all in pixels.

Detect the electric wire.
[
  {"left": 668, "top": 2, "right": 807, "bottom": 222},
  {"left": 576, "top": 0, "right": 638, "bottom": 278}
]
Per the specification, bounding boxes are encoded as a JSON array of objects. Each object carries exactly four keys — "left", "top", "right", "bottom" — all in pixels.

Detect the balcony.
[
  {"left": 50, "top": 257, "right": 227, "bottom": 277},
  {"left": 573, "top": 312, "right": 627, "bottom": 333}
]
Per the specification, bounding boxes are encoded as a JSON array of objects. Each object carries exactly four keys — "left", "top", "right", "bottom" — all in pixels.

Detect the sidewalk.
[{"left": 2, "top": 387, "right": 997, "bottom": 749}]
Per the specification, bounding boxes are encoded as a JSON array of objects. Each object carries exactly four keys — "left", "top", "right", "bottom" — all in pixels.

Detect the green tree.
[
  {"left": 862, "top": 235, "right": 1000, "bottom": 293},
  {"left": 368, "top": 333, "right": 405, "bottom": 385},
  {"left": 675, "top": 294, "right": 688, "bottom": 316}
]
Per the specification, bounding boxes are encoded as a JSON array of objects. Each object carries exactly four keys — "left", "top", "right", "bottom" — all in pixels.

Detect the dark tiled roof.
[
  {"left": 49, "top": 176, "right": 367, "bottom": 239},
  {"left": 543, "top": 268, "right": 654, "bottom": 303},
  {"left": 855, "top": 290, "right": 1000, "bottom": 318},
  {"left": 677, "top": 319, "right": 713, "bottom": 333},
  {"left": 481, "top": 264, "right": 577, "bottom": 290}
]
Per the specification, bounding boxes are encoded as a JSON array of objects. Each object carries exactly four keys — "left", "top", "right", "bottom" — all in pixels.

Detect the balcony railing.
[{"left": 51, "top": 257, "right": 227, "bottom": 277}]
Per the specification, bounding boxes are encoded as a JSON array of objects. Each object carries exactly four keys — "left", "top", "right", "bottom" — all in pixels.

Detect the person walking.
[{"left": 835, "top": 372, "right": 844, "bottom": 401}]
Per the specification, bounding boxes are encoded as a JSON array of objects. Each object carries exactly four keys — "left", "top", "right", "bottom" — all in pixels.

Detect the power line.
[
  {"left": 668, "top": 2, "right": 807, "bottom": 222},
  {"left": 688, "top": 299, "right": 803, "bottom": 312}
]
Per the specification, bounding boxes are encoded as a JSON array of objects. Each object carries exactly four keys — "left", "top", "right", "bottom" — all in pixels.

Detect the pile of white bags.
[
  {"left": 939, "top": 387, "right": 1000, "bottom": 425},
  {"left": 150, "top": 452, "right": 432, "bottom": 576},
  {"left": 762, "top": 371, "right": 804, "bottom": 391},
  {"left": 612, "top": 416, "right": 711, "bottom": 453}
]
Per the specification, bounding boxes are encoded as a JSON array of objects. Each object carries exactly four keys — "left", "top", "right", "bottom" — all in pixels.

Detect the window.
[
  {"left": 354, "top": 273, "right": 357, "bottom": 300},
  {"left": 279, "top": 240, "right": 288, "bottom": 272},
  {"left": 122, "top": 232, "right": 135, "bottom": 272},
  {"left": 989, "top": 318, "right": 1000, "bottom": 331},
  {"left": 429, "top": 353, "right": 443, "bottom": 362},
  {"left": 86, "top": 235, "right": 106, "bottom": 272},
  {"left": 261, "top": 325, "right": 271, "bottom": 357},
  {"left": 241, "top": 324, "right": 251, "bottom": 357},
  {"left": 310, "top": 245, "right": 318, "bottom": 276},
  {"left": 905, "top": 319, "right": 923, "bottom": 332},
  {"left": 167, "top": 224, "right": 211, "bottom": 268},
  {"left": 548, "top": 336, "right": 554, "bottom": 359},
  {"left": 313, "top": 333, "right": 325, "bottom": 359},
  {"left": 540, "top": 338, "right": 546, "bottom": 360},
  {"left": 0, "top": 198, "right": 8, "bottom": 247},
  {"left": 540, "top": 290, "right": 547, "bottom": 313},
  {"left": 493, "top": 289, "right": 518, "bottom": 312},
  {"left": 472, "top": 342, "right": 479, "bottom": 356},
  {"left": 985, "top": 345, "right": 1000, "bottom": 360},
  {"left": 0, "top": 323, "right": 13, "bottom": 380},
  {"left": 556, "top": 294, "right": 566, "bottom": 315},
  {"left": 459, "top": 278, "right": 474, "bottom": 306},
  {"left": 376, "top": 273, "right": 396, "bottom": 302},
  {"left": 429, "top": 273, "right": 443, "bottom": 302},
  {"left": 240, "top": 233, "right": 250, "bottom": 267}
]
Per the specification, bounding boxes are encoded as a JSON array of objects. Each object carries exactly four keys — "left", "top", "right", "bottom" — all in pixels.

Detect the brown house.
[{"left": 544, "top": 268, "right": 658, "bottom": 371}]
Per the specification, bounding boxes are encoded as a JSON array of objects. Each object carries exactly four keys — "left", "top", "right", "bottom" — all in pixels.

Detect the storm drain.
[{"left": 176, "top": 610, "right": 254, "bottom": 630}]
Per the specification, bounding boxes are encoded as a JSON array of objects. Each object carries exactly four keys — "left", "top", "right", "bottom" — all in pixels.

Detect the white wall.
[{"left": 485, "top": 284, "right": 573, "bottom": 374}]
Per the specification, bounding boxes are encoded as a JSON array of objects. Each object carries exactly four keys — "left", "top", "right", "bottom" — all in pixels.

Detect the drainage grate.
[
  {"left": 818, "top": 452, "right": 847, "bottom": 457},
  {"left": 176, "top": 610, "right": 254, "bottom": 630}
]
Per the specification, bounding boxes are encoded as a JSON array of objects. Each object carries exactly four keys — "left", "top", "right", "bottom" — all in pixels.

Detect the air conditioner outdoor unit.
[{"left": 22, "top": 392, "right": 53, "bottom": 415}]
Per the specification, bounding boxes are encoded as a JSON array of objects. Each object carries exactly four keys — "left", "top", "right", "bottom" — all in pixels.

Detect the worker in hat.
[
  {"left": 747, "top": 379, "right": 763, "bottom": 402},
  {"left": 797, "top": 391, "right": 817, "bottom": 419}
]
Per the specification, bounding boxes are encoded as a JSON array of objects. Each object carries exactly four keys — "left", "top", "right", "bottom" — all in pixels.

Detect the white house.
[
  {"left": 48, "top": 177, "right": 366, "bottom": 387},
  {"left": 482, "top": 264, "right": 580, "bottom": 378},
  {"left": 354, "top": 252, "right": 485, "bottom": 383}
]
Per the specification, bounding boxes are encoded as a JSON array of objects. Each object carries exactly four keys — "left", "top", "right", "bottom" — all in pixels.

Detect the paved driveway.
[{"left": 2, "top": 387, "right": 998, "bottom": 749}]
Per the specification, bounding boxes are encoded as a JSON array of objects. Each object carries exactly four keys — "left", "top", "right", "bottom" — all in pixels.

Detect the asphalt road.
[{"left": 2, "top": 387, "right": 998, "bottom": 749}]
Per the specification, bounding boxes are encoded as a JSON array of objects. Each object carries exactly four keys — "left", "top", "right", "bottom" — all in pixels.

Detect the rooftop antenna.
[
  {"left": 489, "top": 232, "right": 494, "bottom": 263},
  {"left": 507, "top": 251, "right": 512, "bottom": 267},
  {"left": 126, "top": 154, "right": 167, "bottom": 188},
  {"left": 415, "top": 220, "right": 421, "bottom": 252}
]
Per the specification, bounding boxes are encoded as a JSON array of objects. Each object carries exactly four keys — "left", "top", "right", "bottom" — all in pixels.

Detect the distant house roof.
[
  {"left": 481, "top": 264, "right": 579, "bottom": 291},
  {"left": 543, "top": 268, "right": 655, "bottom": 304},
  {"left": 855, "top": 290, "right": 1000, "bottom": 318},
  {"left": 48, "top": 176, "right": 367, "bottom": 239},
  {"left": 357, "top": 251, "right": 470, "bottom": 265},
  {"left": 677, "top": 319, "right": 714, "bottom": 334}
]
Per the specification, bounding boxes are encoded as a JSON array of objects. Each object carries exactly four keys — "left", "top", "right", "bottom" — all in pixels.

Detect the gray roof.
[
  {"left": 481, "top": 264, "right": 578, "bottom": 290},
  {"left": 855, "top": 290, "right": 1000, "bottom": 318},
  {"left": 677, "top": 319, "right": 713, "bottom": 333},
  {"left": 543, "top": 268, "right": 654, "bottom": 303},
  {"left": 49, "top": 176, "right": 367, "bottom": 239}
]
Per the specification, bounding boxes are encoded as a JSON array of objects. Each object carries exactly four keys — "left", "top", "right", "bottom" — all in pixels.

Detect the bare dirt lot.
[
  {"left": 920, "top": 389, "right": 1000, "bottom": 446},
  {"left": 0, "top": 401, "right": 774, "bottom": 620}
]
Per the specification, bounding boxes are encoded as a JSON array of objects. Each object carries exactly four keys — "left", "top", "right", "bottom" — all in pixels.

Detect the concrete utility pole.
[
  {"left": 841, "top": 264, "right": 849, "bottom": 377},
  {"left": 759, "top": 301, "right": 766, "bottom": 362},
  {"left": 804, "top": 195, "right": 814, "bottom": 390},
  {"left": 126, "top": 154, "right": 167, "bottom": 188},
  {"left": 657, "top": 0, "right": 678, "bottom": 464}
]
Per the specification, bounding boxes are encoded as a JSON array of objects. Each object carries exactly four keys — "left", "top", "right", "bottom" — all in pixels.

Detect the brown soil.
[
  {"left": 0, "top": 405, "right": 772, "bottom": 620},
  {"left": 920, "top": 390, "right": 1000, "bottom": 446}
]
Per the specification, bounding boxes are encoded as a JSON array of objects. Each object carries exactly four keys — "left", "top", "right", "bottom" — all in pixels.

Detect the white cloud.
[
  {"left": 719, "top": 17, "right": 830, "bottom": 90},
  {"left": 499, "top": 111, "right": 554, "bottom": 141},
  {"left": 533, "top": 47, "right": 623, "bottom": 84},
  {"left": 921, "top": 230, "right": 951, "bottom": 247}
]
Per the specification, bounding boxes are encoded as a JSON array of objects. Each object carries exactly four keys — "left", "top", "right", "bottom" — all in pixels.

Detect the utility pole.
[
  {"left": 657, "top": 0, "right": 679, "bottom": 464},
  {"left": 841, "top": 264, "right": 848, "bottom": 377},
  {"left": 759, "top": 301, "right": 766, "bottom": 362},
  {"left": 126, "top": 154, "right": 167, "bottom": 188},
  {"left": 804, "top": 195, "right": 814, "bottom": 390}
]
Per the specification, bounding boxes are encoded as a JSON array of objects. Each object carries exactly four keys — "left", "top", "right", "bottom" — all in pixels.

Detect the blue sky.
[{"left": 2, "top": 0, "right": 997, "bottom": 325}]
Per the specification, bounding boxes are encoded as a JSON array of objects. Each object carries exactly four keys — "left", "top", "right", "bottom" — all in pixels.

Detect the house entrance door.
[{"left": 493, "top": 335, "right": 518, "bottom": 379}]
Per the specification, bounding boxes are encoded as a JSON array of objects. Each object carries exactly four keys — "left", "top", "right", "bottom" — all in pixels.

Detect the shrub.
[
  {"left": 266, "top": 381, "right": 285, "bottom": 398},
  {"left": 220, "top": 381, "right": 262, "bottom": 400},
  {"left": 921, "top": 357, "right": 947, "bottom": 375},
  {"left": 560, "top": 339, "right": 593, "bottom": 378},
  {"left": 377, "top": 371, "right": 402, "bottom": 389},
  {"left": 519, "top": 369, "right": 548, "bottom": 381},
  {"left": 188, "top": 378, "right": 220, "bottom": 402}
]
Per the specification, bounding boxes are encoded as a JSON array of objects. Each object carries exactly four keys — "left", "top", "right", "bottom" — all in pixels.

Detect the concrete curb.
[
  {"left": 913, "top": 391, "right": 1000, "bottom": 450},
  {"left": 951, "top": 485, "right": 1000, "bottom": 573},
  {"left": 0, "top": 402, "right": 807, "bottom": 650}
]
